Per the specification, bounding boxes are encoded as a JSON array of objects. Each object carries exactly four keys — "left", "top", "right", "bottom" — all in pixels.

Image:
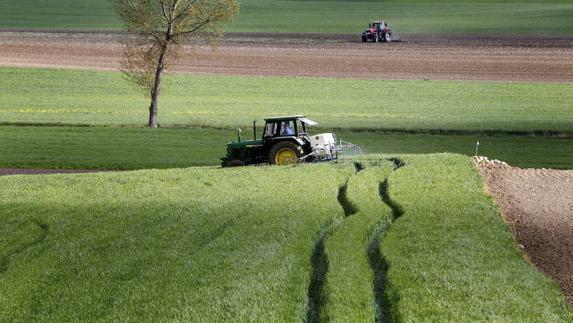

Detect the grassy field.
[
  {"left": 1, "top": 0, "right": 573, "bottom": 35},
  {"left": 1, "top": 154, "right": 571, "bottom": 320},
  {"left": 376, "top": 154, "right": 571, "bottom": 320},
  {"left": 1, "top": 126, "right": 572, "bottom": 169},
  {"left": 0, "top": 164, "right": 350, "bottom": 321},
  {"left": 1, "top": 67, "right": 571, "bottom": 170},
  {"left": 2, "top": 68, "right": 572, "bottom": 133}
]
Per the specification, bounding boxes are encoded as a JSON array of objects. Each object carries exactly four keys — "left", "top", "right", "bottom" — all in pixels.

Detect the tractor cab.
[
  {"left": 262, "top": 115, "right": 316, "bottom": 141},
  {"left": 362, "top": 20, "right": 393, "bottom": 43},
  {"left": 371, "top": 21, "right": 386, "bottom": 31}
]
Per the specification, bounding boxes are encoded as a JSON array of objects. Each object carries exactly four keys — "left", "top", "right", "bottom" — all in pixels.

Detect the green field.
[
  {"left": 1, "top": 67, "right": 572, "bottom": 170},
  {"left": 1, "top": 155, "right": 571, "bottom": 320},
  {"left": 2, "top": 126, "right": 572, "bottom": 169},
  {"left": 1, "top": 0, "right": 572, "bottom": 320},
  {"left": 2, "top": 68, "right": 572, "bottom": 133},
  {"left": 1, "top": 0, "right": 573, "bottom": 35}
]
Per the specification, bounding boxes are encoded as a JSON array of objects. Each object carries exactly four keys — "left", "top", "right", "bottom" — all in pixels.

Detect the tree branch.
[
  {"left": 158, "top": 0, "right": 169, "bottom": 22},
  {"left": 172, "top": 0, "right": 198, "bottom": 23}
]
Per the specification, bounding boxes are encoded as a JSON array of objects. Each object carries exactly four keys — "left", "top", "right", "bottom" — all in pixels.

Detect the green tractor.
[{"left": 221, "top": 115, "right": 359, "bottom": 167}]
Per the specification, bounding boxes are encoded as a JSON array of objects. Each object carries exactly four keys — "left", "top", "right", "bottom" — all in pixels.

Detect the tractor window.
[
  {"left": 264, "top": 122, "right": 278, "bottom": 137},
  {"left": 280, "top": 121, "right": 295, "bottom": 136},
  {"left": 297, "top": 120, "right": 307, "bottom": 136}
]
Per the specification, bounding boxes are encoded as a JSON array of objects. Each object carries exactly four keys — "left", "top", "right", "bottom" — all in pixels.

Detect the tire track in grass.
[
  {"left": 367, "top": 222, "right": 400, "bottom": 323},
  {"left": 0, "top": 219, "right": 48, "bottom": 273},
  {"left": 306, "top": 172, "right": 361, "bottom": 323},
  {"left": 307, "top": 159, "right": 403, "bottom": 322},
  {"left": 306, "top": 219, "right": 338, "bottom": 323},
  {"left": 379, "top": 179, "right": 404, "bottom": 221},
  {"left": 354, "top": 162, "right": 365, "bottom": 174},
  {"left": 368, "top": 158, "right": 405, "bottom": 323},
  {"left": 337, "top": 179, "right": 359, "bottom": 218},
  {"left": 387, "top": 158, "right": 405, "bottom": 172}
]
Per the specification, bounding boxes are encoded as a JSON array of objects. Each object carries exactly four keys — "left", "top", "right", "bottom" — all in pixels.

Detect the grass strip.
[
  {"left": 2, "top": 67, "right": 572, "bottom": 133},
  {"left": 323, "top": 163, "right": 393, "bottom": 322},
  {"left": 1, "top": 0, "right": 572, "bottom": 35},
  {"left": 2, "top": 126, "right": 572, "bottom": 171}
]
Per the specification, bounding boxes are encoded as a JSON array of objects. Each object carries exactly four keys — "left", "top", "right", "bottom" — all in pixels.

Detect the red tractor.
[{"left": 362, "top": 20, "right": 393, "bottom": 43}]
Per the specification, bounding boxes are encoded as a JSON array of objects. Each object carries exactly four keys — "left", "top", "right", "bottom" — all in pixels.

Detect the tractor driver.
[{"left": 281, "top": 122, "right": 295, "bottom": 136}]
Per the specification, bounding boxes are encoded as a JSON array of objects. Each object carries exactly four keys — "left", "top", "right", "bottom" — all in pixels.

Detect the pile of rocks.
[{"left": 473, "top": 155, "right": 509, "bottom": 167}]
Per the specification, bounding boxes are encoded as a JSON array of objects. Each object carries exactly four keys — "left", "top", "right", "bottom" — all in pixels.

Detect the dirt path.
[
  {"left": 1, "top": 32, "right": 572, "bottom": 82},
  {"left": 477, "top": 159, "right": 573, "bottom": 306}
]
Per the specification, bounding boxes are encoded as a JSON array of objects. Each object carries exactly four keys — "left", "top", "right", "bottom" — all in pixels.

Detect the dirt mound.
[
  {"left": 476, "top": 157, "right": 573, "bottom": 306},
  {"left": 1, "top": 32, "right": 572, "bottom": 82}
]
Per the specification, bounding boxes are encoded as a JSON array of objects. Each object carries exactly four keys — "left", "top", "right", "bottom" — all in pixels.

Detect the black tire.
[
  {"left": 268, "top": 141, "right": 304, "bottom": 165},
  {"left": 384, "top": 32, "right": 392, "bottom": 43},
  {"left": 362, "top": 36, "right": 367, "bottom": 43}
]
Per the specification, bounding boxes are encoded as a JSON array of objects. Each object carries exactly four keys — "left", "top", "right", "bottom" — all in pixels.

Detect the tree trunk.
[{"left": 148, "top": 46, "right": 167, "bottom": 128}]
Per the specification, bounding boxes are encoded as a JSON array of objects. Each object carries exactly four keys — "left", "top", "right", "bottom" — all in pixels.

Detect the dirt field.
[
  {"left": 478, "top": 160, "right": 573, "bottom": 306},
  {"left": 1, "top": 32, "right": 572, "bottom": 82}
]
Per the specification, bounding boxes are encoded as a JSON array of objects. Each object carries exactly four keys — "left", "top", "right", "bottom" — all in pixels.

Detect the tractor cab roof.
[
  {"left": 264, "top": 115, "right": 318, "bottom": 126},
  {"left": 372, "top": 20, "right": 386, "bottom": 24}
]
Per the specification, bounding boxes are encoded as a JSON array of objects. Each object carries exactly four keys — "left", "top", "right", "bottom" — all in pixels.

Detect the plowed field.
[
  {"left": 479, "top": 162, "right": 573, "bottom": 306},
  {"left": 1, "top": 32, "right": 572, "bottom": 82}
]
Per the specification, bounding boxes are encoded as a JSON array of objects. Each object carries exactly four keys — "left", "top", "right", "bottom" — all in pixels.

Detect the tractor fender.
[
  {"left": 268, "top": 137, "right": 307, "bottom": 152},
  {"left": 272, "top": 137, "right": 304, "bottom": 146},
  {"left": 293, "top": 137, "right": 305, "bottom": 146}
]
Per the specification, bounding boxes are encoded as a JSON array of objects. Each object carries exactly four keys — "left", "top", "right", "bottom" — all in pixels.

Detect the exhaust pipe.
[{"left": 253, "top": 120, "right": 257, "bottom": 141}]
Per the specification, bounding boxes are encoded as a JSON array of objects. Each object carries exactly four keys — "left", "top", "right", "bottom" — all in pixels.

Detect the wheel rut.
[
  {"left": 0, "top": 219, "right": 48, "bottom": 274},
  {"left": 306, "top": 220, "right": 338, "bottom": 323},
  {"left": 306, "top": 159, "right": 406, "bottom": 322},
  {"left": 337, "top": 179, "right": 359, "bottom": 218},
  {"left": 367, "top": 158, "right": 406, "bottom": 323},
  {"left": 306, "top": 170, "right": 361, "bottom": 322}
]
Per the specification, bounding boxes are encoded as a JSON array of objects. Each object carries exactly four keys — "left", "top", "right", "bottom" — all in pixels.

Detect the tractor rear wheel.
[{"left": 269, "top": 141, "right": 303, "bottom": 165}]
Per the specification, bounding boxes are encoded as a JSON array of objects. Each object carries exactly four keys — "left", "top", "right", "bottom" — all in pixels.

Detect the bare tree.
[{"left": 113, "top": 0, "right": 239, "bottom": 128}]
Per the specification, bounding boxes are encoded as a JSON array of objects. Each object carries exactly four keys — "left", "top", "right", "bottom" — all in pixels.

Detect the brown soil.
[
  {"left": 478, "top": 161, "right": 573, "bottom": 306},
  {"left": 1, "top": 32, "right": 572, "bottom": 82}
]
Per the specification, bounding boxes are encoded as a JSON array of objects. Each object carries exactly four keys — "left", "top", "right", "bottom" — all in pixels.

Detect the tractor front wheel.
[{"left": 269, "top": 142, "right": 303, "bottom": 165}]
